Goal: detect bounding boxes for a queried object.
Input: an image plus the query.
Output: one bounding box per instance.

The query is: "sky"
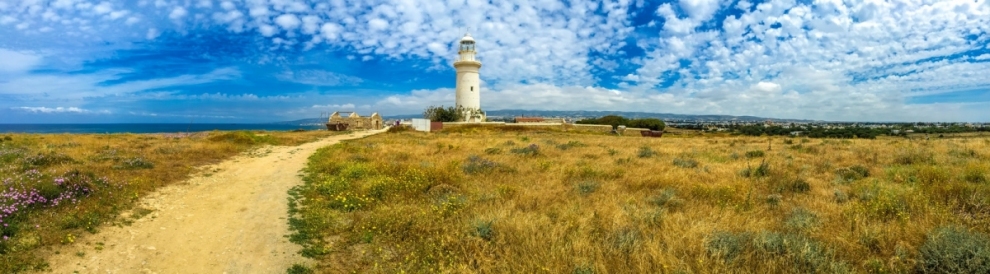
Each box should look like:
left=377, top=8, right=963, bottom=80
left=0, top=0, right=988, bottom=123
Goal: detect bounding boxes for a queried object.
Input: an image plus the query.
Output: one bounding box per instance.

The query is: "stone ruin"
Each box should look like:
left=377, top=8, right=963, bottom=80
left=326, top=111, right=383, bottom=131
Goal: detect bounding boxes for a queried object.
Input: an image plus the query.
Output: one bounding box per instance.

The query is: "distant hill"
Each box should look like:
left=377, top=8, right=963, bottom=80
left=274, top=109, right=818, bottom=124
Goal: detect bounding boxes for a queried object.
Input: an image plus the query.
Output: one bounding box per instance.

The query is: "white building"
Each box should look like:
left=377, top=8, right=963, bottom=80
left=453, top=33, right=484, bottom=122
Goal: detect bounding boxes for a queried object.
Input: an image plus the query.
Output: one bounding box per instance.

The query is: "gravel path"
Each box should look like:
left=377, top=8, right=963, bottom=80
left=45, top=130, right=385, bottom=273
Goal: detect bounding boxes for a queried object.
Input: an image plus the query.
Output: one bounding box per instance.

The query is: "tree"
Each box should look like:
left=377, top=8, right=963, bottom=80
left=423, top=105, right=484, bottom=122
left=629, top=118, right=666, bottom=131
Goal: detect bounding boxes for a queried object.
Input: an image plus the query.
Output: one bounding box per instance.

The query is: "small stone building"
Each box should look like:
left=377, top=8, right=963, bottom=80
left=328, top=111, right=383, bottom=130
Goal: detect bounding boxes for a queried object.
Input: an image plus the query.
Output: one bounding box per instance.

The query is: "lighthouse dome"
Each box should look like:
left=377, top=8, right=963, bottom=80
left=460, top=33, right=475, bottom=42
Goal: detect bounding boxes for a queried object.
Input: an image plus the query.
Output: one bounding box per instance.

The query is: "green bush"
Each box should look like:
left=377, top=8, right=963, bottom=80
left=917, top=227, right=990, bottom=273
left=672, top=158, right=699, bottom=168
left=649, top=189, right=683, bottom=210
left=741, top=161, right=771, bottom=178
left=423, top=105, right=480, bottom=122
left=471, top=219, right=495, bottom=241
left=745, top=150, right=765, bottom=158
left=510, top=144, right=540, bottom=156
left=835, top=165, right=869, bottom=182
left=637, top=146, right=657, bottom=158
left=628, top=118, right=666, bottom=131
left=114, top=157, right=154, bottom=170
left=576, top=180, right=599, bottom=195
left=784, top=208, right=819, bottom=231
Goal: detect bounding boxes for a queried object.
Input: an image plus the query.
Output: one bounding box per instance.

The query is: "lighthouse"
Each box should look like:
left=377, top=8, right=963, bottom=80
left=454, top=33, right=484, bottom=122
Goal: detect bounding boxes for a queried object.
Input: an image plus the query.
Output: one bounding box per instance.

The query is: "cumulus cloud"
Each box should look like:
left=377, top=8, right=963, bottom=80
left=169, top=7, right=188, bottom=20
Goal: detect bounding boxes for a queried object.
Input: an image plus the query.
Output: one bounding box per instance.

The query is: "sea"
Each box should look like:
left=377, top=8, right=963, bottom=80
left=0, top=123, right=324, bottom=134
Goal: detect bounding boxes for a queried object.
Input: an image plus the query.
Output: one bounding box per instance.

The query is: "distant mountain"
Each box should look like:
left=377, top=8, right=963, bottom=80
left=274, top=109, right=819, bottom=124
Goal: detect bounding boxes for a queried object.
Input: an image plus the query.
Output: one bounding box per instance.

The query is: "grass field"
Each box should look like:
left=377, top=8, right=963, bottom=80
left=0, top=130, right=337, bottom=272
left=290, top=125, right=990, bottom=273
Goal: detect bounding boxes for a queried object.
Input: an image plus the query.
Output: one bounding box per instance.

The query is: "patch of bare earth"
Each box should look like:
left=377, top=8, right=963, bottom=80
left=42, top=130, right=385, bottom=273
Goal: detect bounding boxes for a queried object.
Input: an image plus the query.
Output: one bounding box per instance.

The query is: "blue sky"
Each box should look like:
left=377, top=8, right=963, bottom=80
left=1, top=0, right=988, bottom=123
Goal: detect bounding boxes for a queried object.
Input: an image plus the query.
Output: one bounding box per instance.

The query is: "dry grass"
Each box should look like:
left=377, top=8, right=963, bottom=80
left=290, top=126, right=990, bottom=273
left=0, top=130, right=337, bottom=272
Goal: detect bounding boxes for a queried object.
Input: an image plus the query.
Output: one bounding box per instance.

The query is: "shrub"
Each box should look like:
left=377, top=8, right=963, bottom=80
left=917, top=227, right=990, bottom=273
left=649, top=189, right=683, bottom=210
left=576, top=180, right=599, bottom=195
left=637, top=146, right=657, bottom=158
left=556, top=141, right=584, bottom=150
left=789, top=178, right=811, bottom=193
left=114, top=157, right=155, bottom=169
left=835, top=165, right=869, bottom=182
left=745, top=150, right=765, bottom=158
left=24, top=152, right=75, bottom=166
left=287, top=264, right=314, bottom=274
left=706, top=231, right=750, bottom=262
left=673, top=158, right=699, bottom=168
left=784, top=208, right=819, bottom=232
left=462, top=155, right=499, bottom=174
left=894, top=150, right=933, bottom=165
left=766, top=194, right=782, bottom=208
left=510, top=144, right=540, bottom=156
left=628, top=118, right=666, bottom=131
left=834, top=189, right=849, bottom=203
left=423, top=105, right=482, bottom=122
left=471, top=219, right=495, bottom=241
left=484, top=147, right=502, bottom=155
left=963, top=166, right=986, bottom=184
left=741, top=161, right=771, bottom=178
left=783, top=139, right=794, bottom=144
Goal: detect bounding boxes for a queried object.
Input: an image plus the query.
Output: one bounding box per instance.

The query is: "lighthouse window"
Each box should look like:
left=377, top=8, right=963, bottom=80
left=470, top=86, right=474, bottom=91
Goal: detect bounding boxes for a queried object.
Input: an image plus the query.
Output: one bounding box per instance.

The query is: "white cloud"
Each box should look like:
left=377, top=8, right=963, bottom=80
left=0, top=49, right=42, bottom=73
left=146, top=28, right=160, bottom=40
left=368, top=18, right=388, bottom=31
left=276, top=70, right=363, bottom=86
left=274, top=14, right=301, bottom=31
left=258, top=24, right=277, bottom=37
left=12, top=107, right=110, bottom=114
left=169, top=7, right=188, bottom=20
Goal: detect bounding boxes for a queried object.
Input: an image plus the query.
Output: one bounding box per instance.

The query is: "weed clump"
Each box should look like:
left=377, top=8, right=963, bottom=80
left=766, top=194, right=782, bottom=208
left=471, top=219, right=495, bottom=241
left=963, top=166, right=986, bottom=184
left=745, top=150, right=765, bottom=158
left=24, top=152, right=74, bottom=166
left=576, top=180, right=600, bottom=195
left=114, top=157, right=154, bottom=170
left=556, top=141, right=584, bottom=150
left=637, top=146, right=657, bottom=158
left=672, top=158, right=699, bottom=168
left=708, top=231, right=848, bottom=273
left=462, top=155, right=502, bottom=174
left=510, top=144, right=540, bottom=156
left=917, top=227, right=990, bottom=273
left=740, top=161, right=770, bottom=178
left=835, top=165, right=869, bottom=182
left=649, top=189, right=683, bottom=210
left=784, top=208, right=819, bottom=232
left=484, top=147, right=502, bottom=155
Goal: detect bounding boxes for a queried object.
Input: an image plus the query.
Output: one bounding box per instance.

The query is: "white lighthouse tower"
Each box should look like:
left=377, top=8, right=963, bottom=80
left=454, top=33, right=484, bottom=122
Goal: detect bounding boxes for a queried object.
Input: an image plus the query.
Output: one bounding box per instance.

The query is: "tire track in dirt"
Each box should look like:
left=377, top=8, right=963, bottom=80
left=44, top=129, right=386, bottom=273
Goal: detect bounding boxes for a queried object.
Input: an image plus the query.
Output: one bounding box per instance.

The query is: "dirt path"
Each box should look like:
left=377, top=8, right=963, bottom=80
left=45, top=129, right=386, bottom=273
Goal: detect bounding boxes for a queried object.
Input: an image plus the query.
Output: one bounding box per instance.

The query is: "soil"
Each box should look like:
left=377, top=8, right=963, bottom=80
left=43, top=130, right=385, bottom=273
